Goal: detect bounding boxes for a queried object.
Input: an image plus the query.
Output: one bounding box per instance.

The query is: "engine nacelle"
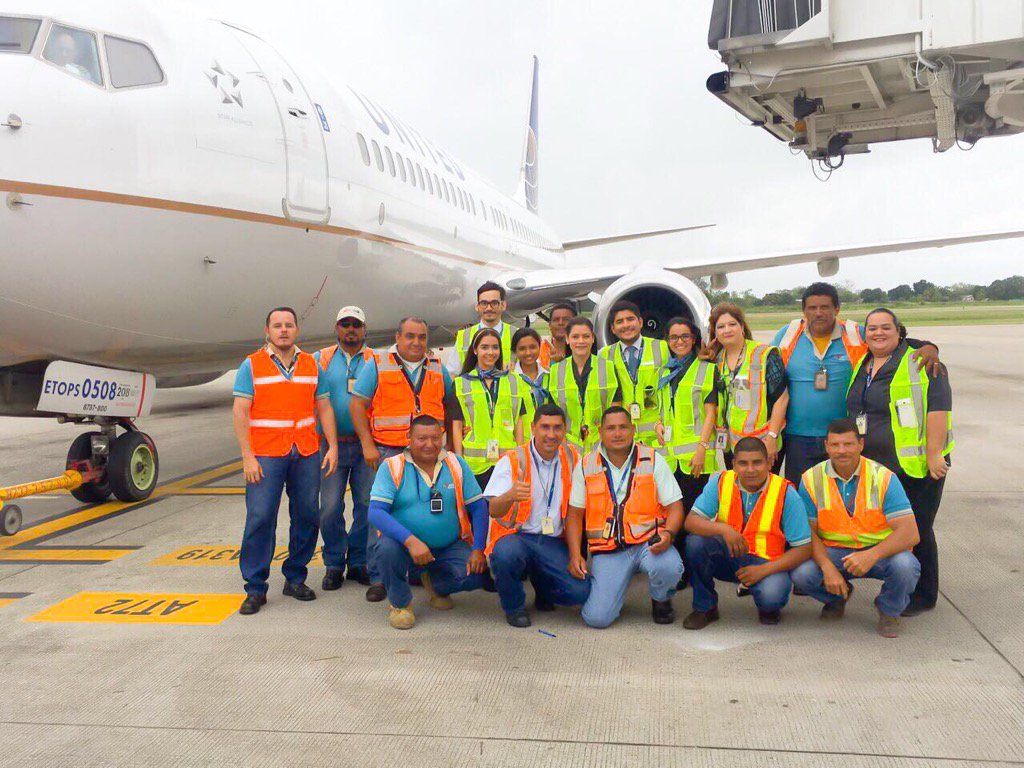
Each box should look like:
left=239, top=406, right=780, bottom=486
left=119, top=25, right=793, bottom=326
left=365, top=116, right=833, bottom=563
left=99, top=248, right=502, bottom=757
left=592, top=269, right=711, bottom=348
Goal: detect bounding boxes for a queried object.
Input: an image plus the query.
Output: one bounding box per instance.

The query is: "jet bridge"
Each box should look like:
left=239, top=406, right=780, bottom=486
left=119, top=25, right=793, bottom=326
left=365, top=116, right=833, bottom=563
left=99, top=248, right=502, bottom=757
left=707, top=1, right=1024, bottom=167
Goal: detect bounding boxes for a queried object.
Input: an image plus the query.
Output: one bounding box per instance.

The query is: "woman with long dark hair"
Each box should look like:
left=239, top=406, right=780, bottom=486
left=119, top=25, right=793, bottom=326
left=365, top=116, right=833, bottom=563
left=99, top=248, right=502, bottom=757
left=546, top=317, right=618, bottom=451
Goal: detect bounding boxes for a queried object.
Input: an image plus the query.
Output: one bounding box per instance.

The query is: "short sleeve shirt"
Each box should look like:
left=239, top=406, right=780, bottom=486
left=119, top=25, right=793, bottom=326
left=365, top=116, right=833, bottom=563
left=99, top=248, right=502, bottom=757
left=797, top=461, right=912, bottom=522
left=569, top=445, right=682, bottom=508
left=232, top=351, right=329, bottom=401
left=691, top=472, right=812, bottom=547
left=483, top=441, right=572, bottom=536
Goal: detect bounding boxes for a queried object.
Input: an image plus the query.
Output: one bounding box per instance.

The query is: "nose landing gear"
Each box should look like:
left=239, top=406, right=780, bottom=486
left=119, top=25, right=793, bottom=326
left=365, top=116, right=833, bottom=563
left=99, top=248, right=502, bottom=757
left=64, top=418, right=160, bottom=504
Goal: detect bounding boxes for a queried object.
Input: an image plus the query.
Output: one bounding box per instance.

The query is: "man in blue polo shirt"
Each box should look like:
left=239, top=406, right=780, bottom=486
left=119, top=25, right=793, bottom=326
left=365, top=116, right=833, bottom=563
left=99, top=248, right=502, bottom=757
left=772, top=283, right=940, bottom=485
left=367, top=415, right=489, bottom=629
left=313, top=306, right=378, bottom=592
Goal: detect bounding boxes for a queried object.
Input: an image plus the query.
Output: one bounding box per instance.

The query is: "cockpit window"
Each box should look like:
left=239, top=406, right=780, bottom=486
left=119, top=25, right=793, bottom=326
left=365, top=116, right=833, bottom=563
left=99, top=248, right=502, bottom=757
left=0, top=16, right=41, bottom=54
left=43, top=24, right=102, bottom=85
left=105, top=36, right=163, bottom=88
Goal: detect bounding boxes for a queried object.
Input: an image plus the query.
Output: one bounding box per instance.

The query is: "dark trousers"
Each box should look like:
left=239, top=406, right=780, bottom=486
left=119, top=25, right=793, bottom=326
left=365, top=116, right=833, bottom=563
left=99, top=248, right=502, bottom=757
left=781, top=434, right=827, bottom=486
left=474, top=467, right=495, bottom=490
left=899, top=472, right=946, bottom=607
left=673, top=470, right=711, bottom=575
left=489, top=533, right=591, bottom=614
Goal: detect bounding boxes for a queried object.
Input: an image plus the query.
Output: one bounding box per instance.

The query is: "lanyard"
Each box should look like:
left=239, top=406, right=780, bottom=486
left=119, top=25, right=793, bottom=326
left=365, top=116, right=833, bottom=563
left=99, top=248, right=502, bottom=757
left=602, top=448, right=635, bottom=506
left=719, top=348, right=744, bottom=419
left=530, top=444, right=559, bottom=516
left=413, top=462, right=444, bottom=500
left=573, top=358, right=591, bottom=410
left=346, top=347, right=366, bottom=384
left=397, top=357, right=427, bottom=413
left=861, top=354, right=888, bottom=414
left=480, top=374, right=500, bottom=421
left=622, top=340, right=643, bottom=384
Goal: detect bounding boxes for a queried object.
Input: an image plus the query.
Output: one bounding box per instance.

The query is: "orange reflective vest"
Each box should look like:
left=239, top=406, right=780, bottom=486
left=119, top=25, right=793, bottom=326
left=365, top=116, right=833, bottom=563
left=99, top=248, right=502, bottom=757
left=778, top=318, right=867, bottom=369
left=383, top=451, right=473, bottom=545
left=370, top=352, right=446, bottom=447
left=485, top=442, right=579, bottom=556
left=317, top=344, right=378, bottom=373
left=581, top=444, right=666, bottom=553
left=716, top=470, right=789, bottom=561
left=802, top=457, right=899, bottom=550
left=247, top=349, right=320, bottom=458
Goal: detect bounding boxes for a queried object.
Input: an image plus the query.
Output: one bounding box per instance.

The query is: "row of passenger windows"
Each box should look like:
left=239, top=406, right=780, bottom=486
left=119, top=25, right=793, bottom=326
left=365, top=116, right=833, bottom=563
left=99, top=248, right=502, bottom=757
left=1, top=16, right=164, bottom=89
left=356, top=132, right=548, bottom=247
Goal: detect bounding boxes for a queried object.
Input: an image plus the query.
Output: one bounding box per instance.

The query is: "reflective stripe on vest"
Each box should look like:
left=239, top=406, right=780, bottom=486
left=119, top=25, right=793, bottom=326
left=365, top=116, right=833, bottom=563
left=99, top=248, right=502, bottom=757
left=580, top=444, right=665, bottom=552
left=247, top=350, right=320, bottom=458
left=456, top=373, right=522, bottom=473
left=659, top=359, right=718, bottom=474
left=484, top=442, right=578, bottom=556
left=715, top=470, right=788, bottom=561
left=455, top=324, right=515, bottom=369
left=370, top=354, right=446, bottom=447
left=803, top=457, right=897, bottom=549
left=384, top=452, right=473, bottom=545
left=547, top=356, right=616, bottom=451
left=599, top=340, right=667, bottom=447
left=778, top=318, right=867, bottom=368
left=719, top=340, right=775, bottom=445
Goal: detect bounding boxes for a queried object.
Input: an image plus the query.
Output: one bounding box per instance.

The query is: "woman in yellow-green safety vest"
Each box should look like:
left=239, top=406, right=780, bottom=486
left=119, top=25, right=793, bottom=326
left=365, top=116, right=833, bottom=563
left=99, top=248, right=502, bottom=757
left=510, top=327, right=550, bottom=443
left=452, top=328, right=527, bottom=487
left=846, top=307, right=953, bottom=617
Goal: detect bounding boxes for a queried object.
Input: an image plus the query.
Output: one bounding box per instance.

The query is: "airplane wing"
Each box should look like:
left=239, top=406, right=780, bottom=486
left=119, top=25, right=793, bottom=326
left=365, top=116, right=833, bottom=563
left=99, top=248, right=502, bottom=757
left=501, top=226, right=1024, bottom=311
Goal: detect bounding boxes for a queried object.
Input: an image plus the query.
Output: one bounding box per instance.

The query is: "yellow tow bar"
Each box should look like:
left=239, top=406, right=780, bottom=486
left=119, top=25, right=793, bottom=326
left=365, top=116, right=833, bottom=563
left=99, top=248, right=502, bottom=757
left=0, top=470, right=84, bottom=536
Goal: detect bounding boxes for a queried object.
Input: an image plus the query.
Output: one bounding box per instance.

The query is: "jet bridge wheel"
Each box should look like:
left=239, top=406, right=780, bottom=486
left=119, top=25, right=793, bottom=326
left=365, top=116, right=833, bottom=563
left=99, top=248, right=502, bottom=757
left=107, top=430, right=159, bottom=503
left=66, top=432, right=112, bottom=503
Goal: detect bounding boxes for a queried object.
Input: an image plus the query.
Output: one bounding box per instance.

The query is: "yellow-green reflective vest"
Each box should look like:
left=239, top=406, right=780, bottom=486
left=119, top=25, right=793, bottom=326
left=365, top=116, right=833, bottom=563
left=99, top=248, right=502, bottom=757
left=454, top=324, right=516, bottom=371
left=850, top=348, right=954, bottom=479
left=598, top=338, right=669, bottom=449
left=455, top=372, right=523, bottom=474
left=658, top=359, right=718, bottom=474
left=547, top=356, right=617, bottom=452
left=717, top=340, right=778, bottom=450
left=515, top=370, right=549, bottom=442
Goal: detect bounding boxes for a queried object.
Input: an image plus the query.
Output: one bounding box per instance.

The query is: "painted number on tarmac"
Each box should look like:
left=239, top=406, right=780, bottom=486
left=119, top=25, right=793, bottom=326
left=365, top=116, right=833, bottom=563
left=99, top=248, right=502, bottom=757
left=26, top=592, right=244, bottom=625
left=149, top=546, right=324, bottom=566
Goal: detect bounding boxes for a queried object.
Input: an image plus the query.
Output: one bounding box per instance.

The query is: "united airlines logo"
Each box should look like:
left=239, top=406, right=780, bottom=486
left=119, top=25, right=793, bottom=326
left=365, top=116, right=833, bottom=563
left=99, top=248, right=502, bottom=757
left=205, top=60, right=243, bottom=108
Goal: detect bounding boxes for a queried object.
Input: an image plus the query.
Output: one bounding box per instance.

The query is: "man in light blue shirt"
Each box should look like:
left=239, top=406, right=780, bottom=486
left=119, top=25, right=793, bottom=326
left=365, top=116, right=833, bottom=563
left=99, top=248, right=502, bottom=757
left=313, top=306, right=377, bottom=591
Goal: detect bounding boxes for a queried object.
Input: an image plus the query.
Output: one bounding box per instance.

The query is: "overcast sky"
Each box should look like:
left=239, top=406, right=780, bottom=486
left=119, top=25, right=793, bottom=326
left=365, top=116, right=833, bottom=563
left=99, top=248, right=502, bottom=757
left=214, top=0, right=1023, bottom=293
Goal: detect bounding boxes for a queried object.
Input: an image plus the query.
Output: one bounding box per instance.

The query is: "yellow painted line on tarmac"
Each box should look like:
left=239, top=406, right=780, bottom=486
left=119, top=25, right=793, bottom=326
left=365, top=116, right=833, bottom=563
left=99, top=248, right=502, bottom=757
left=0, top=549, right=137, bottom=562
left=150, top=545, right=324, bottom=567
left=27, top=592, right=244, bottom=625
left=170, top=488, right=245, bottom=496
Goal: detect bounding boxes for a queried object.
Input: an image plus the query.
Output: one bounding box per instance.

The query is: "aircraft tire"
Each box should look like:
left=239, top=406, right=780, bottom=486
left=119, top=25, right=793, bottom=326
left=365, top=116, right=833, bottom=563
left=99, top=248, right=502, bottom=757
left=108, top=431, right=159, bottom=503
left=67, top=432, right=112, bottom=503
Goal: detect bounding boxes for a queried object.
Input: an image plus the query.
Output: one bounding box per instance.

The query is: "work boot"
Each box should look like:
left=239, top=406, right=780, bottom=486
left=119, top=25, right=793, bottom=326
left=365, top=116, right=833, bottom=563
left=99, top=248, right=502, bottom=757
left=675, top=571, right=690, bottom=591
left=283, top=582, right=316, bottom=601
left=421, top=572, right=454, bottom=610
left=758, top=610, right=782, bottom=625
left=347, top=565, right=371, bottom=586
left=534, top=596, right=556, bottom=612
left=388, top=604, right=415, bottom=630
left=877, top=612, right=901, bottom=638
left=321, top=568, right=345, bottom=591
left=682, top=607, right=720, bottom=630
left=821, top=582, right=854, bottom=619
left=239, top=594, right=266, bottom=616
left=365, top=583, right=387, bottom=603
left=505, top=609, right=531, bottom=628
left=901, top=597, right=936, bottom=617
left=652, top=598, right=676, bottom=625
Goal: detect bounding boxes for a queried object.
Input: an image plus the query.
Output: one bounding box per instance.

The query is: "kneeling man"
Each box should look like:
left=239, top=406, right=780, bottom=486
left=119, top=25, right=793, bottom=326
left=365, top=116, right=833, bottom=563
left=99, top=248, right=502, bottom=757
left=791, top=418, right=920, bottom=638
left=368, top=415, right=489, bottom=629
left=565, top=406, right=684, bottom=629
left=683, top=437, right=811, bottom=629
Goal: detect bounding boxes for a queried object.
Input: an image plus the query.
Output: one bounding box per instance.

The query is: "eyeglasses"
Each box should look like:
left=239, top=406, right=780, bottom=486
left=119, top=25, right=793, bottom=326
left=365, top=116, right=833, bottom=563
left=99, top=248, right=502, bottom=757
left=477, top=300, right=503, bottom=309
left=668, top=334, right=694, bottom=343
left=338, top=320, right=364, bottom=329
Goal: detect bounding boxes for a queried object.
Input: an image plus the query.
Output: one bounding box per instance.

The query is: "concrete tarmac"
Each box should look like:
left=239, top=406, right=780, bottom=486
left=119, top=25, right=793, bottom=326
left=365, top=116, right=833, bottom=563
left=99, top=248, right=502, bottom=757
left=0, top=325, right=1021, bottom=767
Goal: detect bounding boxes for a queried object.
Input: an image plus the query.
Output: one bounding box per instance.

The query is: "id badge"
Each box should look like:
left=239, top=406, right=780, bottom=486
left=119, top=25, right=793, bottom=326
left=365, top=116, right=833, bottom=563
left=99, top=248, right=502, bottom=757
left=629, top=402, right=641, bottom=420
left=347, top=379, right=355, bottom=393
left=814, top=368, right=829, bottom=391
left=429, top=494, right=444, bottom=514
left=895, top=398, right=918, bottom=429
left=602, top=519, right=613, bottom=539
left=855, top=413, right=867, bottom=435
left=663, top=425, right=673, bottom=444
left=486, top=439, right=500, bottom=461
left=715, top=427, right=729, bottom=451
left=541, top=517, right=555, bottom=535
left=732, top=379, right=751, bottom=411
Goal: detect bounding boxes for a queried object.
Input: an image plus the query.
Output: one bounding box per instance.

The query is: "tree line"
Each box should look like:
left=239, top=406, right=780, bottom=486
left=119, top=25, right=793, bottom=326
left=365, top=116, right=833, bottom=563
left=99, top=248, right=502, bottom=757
left=700, top=275, right=1024, bottom=308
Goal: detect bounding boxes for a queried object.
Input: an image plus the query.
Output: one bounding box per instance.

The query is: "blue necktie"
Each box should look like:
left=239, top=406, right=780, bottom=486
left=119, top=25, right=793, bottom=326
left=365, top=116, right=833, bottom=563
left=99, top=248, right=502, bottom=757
left=626, top=346, right=640, bottom=379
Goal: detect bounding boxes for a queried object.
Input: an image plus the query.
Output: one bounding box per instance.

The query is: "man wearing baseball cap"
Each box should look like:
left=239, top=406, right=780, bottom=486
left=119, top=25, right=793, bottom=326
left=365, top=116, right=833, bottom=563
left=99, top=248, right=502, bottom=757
left=314, top=307, right=379, bottom=591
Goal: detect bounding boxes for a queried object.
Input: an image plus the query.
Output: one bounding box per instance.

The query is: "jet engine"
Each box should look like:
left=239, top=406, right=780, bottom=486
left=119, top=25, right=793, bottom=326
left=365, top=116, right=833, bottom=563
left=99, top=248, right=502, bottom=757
left=592, top=269, right=711, bottom=347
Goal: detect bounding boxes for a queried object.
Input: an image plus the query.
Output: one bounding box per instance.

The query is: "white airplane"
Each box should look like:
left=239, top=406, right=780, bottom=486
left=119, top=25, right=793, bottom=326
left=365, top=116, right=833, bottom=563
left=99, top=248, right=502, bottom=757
left=1, top=0, right=1022, bottom=509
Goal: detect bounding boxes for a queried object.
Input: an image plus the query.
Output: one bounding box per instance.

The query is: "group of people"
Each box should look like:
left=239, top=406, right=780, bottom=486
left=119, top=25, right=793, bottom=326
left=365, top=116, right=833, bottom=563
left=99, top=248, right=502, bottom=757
left=231, top=281, right=953, bottom=638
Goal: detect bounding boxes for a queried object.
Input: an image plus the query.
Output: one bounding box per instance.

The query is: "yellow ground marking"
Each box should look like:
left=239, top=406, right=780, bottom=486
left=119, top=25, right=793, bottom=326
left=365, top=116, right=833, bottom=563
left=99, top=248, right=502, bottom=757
left=170, top=488, right=245, bottom=496
left=0, top=593, right=30, bottom=609
left=0, top=600, right=16, bottom=609
left=150, top=546, right=324, bottom=567
left=0, top=461, right=242, bottom=564
left=27, top=592, right=244, bottom=625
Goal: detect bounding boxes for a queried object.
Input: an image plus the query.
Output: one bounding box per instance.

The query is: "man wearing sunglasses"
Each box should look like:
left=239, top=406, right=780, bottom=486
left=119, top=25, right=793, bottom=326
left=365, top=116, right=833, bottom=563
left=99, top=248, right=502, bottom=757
left=445, top=281, right=520, bottom=375
left=314, top=307, right=379, bottom=592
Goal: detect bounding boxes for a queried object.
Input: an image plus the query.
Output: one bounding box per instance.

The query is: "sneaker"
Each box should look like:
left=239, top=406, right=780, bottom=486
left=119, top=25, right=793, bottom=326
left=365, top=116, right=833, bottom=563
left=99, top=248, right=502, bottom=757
left=321, top=568, right=345, bottom=591
left=821, top=582, right=854, bottom=619
left=505, top=609, right=531, bottom=628
left=365, top=583, right=387, bottom=603
left=878, top=612, right=901, bottom=638
left=651, top=598, right=676, bottom=625
left=758, top=610, right=782, bottom=625
left=682, top=607, right=720, bottom=630
left=421, top=572, right=454, bottom=610
left=388, top=604, right=415, bottom=630
left=282, top=582, right=316, bottom=601
left=239, top=594, right=266, bottom=616
left=347, top=566, right=371, bottom=586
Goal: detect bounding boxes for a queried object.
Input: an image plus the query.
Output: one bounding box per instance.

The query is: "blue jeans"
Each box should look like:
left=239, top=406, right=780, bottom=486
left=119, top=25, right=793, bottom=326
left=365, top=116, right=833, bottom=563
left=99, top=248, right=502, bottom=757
left=489, top=533, right=591, bottom=614
left=782, top=434, right=827, bottom=486
left=685, top=535, right=792, bottom=613
left=581, top=544, right=683, bottom=629
left=377, top=535, right=485, bottom=609
left=365, top=444, right=406, bottom=583
left=241, top=448, right=321, bottom=597
left=319, top=440, right=374, bottom=570
left=791, top=547, right=920, bottom=618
